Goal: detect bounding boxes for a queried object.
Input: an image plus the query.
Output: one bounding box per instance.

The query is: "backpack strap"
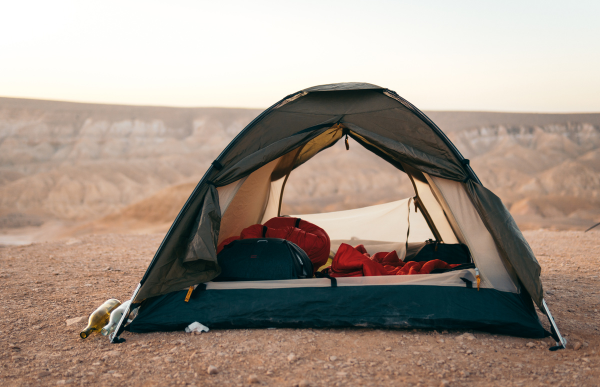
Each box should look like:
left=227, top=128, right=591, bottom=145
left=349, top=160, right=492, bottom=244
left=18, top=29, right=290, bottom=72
left=262, top=225, right=268, bottom=238
left=294, top=218, right=301, bottom=228
left=315, top=269, right=337, bottom=288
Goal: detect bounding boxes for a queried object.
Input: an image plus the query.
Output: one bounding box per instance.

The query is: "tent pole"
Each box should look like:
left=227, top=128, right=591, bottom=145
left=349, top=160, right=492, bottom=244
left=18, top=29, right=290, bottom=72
left=542, top=298, right=567, bottom=350
left=109, top=283, right=141, bottom=344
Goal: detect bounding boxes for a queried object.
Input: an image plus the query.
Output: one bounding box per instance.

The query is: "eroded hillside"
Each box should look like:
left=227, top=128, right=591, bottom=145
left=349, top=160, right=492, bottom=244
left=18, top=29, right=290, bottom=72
left=0, top=96, right=599, bottom=242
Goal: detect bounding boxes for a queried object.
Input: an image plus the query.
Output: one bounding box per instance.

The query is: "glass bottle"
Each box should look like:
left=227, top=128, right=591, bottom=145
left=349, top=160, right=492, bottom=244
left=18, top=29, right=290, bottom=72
left=101, top=300, right=131, bottom=336
left=80, top=299, right=121, bottom=339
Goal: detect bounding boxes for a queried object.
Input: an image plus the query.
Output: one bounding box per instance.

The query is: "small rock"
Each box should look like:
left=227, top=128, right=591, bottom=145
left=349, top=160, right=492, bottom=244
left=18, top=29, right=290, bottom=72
left=573, top=342, right=582, bottom=351
left=466, top=350, right=473, bottom=355
left=66, top=316, right=86, bottom=326
left=38, top=371, right=51, bottom=377
left=266, top=370, right=274, bottom=376
left=164, top=357, right=174, bottom=363
left=526, top=342, right=536, bottom=348
left=385, top=347, right=392, bottom=351
left=299, top=380, right=310, bottom=387
left=112, top=373, right=124, bottom=378
left=336, top=371, right=347, bottom=377
left=8, top=344, right=20, bottom=351
left=207, top=365, right=218, bottom=375
left=248, top=374, right=259, bottom=384
left=288, top=353, right=297, bottom=362
left=329, top=356, right=337, bottom=361
left=103, top=351, right=120, bottom=357
left=440, top=380, right=450, bottom=387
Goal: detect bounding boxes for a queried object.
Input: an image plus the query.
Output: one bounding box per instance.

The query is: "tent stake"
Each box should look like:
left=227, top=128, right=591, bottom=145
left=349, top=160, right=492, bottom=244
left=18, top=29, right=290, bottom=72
left=109, top=283, right=141, bottom=344
left=542, top=298, right=567, bottom=350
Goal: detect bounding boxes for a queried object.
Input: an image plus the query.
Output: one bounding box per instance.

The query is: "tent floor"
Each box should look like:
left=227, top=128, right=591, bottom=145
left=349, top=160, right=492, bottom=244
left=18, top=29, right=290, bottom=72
left=129, top=284, right=548, bottom=338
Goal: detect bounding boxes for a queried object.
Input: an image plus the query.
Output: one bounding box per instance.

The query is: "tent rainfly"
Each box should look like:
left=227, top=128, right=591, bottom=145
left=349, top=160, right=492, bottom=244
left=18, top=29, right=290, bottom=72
left=110, top=83, right=566, bottom=350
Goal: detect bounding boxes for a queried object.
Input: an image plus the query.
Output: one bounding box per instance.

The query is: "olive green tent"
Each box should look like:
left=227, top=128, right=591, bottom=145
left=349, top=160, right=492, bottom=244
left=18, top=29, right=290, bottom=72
left=111, top=83, right=565, bottom=349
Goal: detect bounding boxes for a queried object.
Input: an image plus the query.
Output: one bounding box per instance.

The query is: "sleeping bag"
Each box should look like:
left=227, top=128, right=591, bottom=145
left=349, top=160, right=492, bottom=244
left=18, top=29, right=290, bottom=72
left=328, top=243, right=460, bottom=277
left=217, top=217, right=330, bottom=274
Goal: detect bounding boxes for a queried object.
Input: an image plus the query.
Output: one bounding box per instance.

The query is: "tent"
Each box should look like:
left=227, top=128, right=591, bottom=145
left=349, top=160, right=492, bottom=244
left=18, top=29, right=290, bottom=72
left=111, top=83, right=566, bottom=348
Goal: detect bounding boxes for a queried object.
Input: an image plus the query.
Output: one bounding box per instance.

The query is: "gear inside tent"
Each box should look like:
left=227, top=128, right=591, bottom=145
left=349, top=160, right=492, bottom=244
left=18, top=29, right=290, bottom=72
left=110, top=83, right=566, bottom=350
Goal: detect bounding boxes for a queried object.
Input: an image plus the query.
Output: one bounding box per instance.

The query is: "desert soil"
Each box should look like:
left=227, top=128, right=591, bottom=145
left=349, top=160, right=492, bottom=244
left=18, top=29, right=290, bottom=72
left=0, top=230, right=599, bottom=387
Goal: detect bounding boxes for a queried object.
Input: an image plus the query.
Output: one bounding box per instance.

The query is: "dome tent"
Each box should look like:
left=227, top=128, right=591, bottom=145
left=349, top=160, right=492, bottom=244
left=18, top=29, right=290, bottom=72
left=110, top=83, right=565, bottom=349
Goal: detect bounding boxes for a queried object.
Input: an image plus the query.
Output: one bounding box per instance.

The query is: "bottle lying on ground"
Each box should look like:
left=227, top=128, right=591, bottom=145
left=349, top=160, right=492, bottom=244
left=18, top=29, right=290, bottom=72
left=101, top=300, right=131, bottom=336
left=80, top=299, right=121, bottom=339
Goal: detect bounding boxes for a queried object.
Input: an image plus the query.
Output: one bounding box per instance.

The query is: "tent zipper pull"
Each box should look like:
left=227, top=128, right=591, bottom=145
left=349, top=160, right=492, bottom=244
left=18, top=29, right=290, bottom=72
left=475, top=268, right=481, bottom=291
left=345, top=133, right=349, bottom=150
left=184, top=286, right=194, bottom=302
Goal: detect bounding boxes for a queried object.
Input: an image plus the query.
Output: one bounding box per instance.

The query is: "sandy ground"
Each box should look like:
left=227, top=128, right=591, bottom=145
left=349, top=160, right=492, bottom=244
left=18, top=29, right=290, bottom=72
left=0, top=230, right=599, bottom=387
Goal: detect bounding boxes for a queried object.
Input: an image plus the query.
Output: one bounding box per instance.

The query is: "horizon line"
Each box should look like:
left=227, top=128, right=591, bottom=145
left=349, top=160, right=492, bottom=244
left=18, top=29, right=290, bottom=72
left=1, top=95, right=600, bottom=115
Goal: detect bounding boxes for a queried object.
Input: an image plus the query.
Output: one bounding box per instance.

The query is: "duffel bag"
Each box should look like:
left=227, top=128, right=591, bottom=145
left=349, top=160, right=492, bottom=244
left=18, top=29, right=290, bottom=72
left=405, top=240, right=471, bottom=265
left=214, top=238, right=313, bottom=281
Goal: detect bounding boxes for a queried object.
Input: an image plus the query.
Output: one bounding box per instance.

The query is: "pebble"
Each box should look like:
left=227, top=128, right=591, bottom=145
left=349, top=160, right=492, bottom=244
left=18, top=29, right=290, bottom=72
left=385, top=347, right=392, bottom=351
left=248, top=374, right=259, bottom=384
left=103, top=351, right=121, bottom=357
left=164, top=357, right=174, bottom=363
left=38, top=371, right=51, bottom=377
left=299, top=380, right=310, bottom=387
left=573, top=342, right=582, bottom=351
left=526, top=342, right=536, bottom=348
left=458, top=333, right=476, bottom=341
left=440, top=380, right=450, bottom=387
left=65, top=316, right=86, bottom=326
left=266, top=370, right=274, bottom=376
left=336, top=372, right=347, bottom=377
left=207, top=365, right=218, bottom=375
left=288, top=353, right=297, bottom=363
left=329, top=356, right=337, bottom=361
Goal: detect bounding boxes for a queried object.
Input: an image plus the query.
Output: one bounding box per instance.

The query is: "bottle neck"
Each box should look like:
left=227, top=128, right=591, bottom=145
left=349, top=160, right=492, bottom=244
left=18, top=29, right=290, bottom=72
left=80, top=327, right=94, bottom=339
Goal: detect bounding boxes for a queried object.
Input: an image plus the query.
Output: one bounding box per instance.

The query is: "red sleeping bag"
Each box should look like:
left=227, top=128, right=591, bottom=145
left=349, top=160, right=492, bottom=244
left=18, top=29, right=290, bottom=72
left=328, top=243, right=460, bottom=277
left=217, top=217, right=330, bottom=274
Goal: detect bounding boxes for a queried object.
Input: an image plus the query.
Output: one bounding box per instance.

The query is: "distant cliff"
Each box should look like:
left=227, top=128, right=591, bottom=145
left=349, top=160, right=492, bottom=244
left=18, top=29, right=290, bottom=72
left=0, top=96, right=598, bottom=235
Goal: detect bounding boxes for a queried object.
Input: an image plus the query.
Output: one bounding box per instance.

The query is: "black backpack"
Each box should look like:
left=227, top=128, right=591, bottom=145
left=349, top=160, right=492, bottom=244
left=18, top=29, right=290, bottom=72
left=406, top=240, right=472, bottom=265
left=214, top=238, right=313, bottom=282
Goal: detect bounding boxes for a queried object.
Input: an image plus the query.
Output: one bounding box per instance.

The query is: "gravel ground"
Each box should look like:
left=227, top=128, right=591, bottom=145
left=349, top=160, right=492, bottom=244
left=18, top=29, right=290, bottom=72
left=0, top=230, right=599, bottom=387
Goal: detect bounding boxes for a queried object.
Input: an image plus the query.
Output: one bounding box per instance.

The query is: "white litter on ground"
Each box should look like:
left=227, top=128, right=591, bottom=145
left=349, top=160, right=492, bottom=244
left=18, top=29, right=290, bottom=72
left=185, top=322, right=209, bottom=334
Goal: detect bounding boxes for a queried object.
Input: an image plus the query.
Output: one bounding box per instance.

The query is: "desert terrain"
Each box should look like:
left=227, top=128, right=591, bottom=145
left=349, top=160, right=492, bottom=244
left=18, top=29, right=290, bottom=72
left=0, top=230, right=599, bottom=386
left=1, top=97, right=600, bottom=386
left=1, top=97, right=600, bottom=245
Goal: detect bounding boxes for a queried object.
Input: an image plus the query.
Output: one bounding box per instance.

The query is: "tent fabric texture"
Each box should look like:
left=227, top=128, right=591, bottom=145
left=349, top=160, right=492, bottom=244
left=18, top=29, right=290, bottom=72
left=128, top=82, right=552, bottom=339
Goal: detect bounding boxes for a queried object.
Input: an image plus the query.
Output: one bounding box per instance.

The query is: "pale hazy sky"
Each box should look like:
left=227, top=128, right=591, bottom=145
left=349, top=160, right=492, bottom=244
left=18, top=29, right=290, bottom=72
left=1, top=0, right=599, bottom=112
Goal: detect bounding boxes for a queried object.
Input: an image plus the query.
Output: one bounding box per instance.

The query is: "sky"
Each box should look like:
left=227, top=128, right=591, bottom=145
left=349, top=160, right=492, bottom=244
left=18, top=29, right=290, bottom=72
left=1, top=0, right=599, bottom=112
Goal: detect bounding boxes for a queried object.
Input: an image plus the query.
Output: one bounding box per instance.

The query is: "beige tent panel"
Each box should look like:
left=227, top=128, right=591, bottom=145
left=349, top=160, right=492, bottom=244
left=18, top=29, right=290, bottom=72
left=218, top=158, right=279, bottom=244
left=427, top=175, right=518, bottom=293
left=410, top=176, right=459, bottom=244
